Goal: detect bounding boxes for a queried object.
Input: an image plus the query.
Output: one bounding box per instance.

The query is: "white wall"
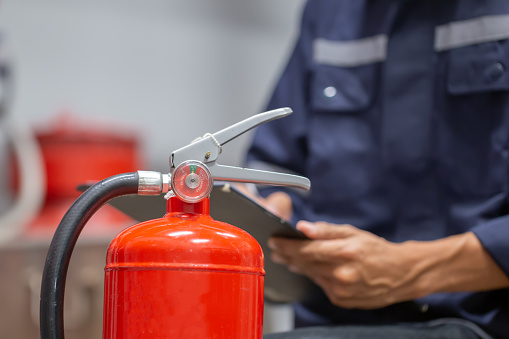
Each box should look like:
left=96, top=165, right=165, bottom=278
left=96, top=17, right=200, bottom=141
left=0, top=0, right=306, bottom=171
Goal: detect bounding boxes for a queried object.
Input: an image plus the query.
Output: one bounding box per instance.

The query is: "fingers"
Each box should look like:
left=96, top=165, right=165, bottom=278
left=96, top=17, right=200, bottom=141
left=270, top=258, right=392, bottom=309
left=294, top=264, right=398, bottom=310
left=268, top=223, right=361, bottom=262
left=297, top=221, right=358, bottom=240
left=318, top=283, right=396, bottom=310
left=269, top=237, right=346, bottom=263
left=268, top=221, right=410, bottom=310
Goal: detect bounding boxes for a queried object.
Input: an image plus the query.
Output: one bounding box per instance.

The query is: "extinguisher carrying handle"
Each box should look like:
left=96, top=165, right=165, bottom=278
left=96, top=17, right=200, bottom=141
left=40, top=172, right=139, bottom=339
left=170, top=108, right=311, bottom=191
left=207, top=163, right=310, bottom=190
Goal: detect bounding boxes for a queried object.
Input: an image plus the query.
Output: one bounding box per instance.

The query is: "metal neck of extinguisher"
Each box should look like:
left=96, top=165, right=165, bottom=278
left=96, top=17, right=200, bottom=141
left=40, top=108, right=310, bottom=339
left=166, top=196, right=210, bottom=216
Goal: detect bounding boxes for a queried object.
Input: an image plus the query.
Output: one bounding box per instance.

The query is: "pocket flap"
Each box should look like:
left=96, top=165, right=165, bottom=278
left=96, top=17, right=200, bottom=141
left=311, top=66, right=375, bottom=112
left=447, top=42, right=509, bottom=94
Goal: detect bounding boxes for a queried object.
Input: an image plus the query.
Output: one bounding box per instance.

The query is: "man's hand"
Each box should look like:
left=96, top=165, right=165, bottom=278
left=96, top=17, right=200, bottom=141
left=263, top=191, right=293, bottom=222
left=234, top=185, right=293, bottom=222
left=269, top=221, right=509, bottom=310
left=269, top=221, right=417, bottom=309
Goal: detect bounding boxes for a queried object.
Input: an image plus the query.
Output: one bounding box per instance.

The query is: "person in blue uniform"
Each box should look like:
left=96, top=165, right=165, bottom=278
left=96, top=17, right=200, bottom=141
left=248, top=1, right=509, bottom=338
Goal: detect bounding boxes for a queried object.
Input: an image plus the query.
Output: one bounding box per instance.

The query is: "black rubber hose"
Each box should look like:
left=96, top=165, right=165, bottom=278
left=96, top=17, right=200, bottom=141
left=40, top=172, right=139, bottom=339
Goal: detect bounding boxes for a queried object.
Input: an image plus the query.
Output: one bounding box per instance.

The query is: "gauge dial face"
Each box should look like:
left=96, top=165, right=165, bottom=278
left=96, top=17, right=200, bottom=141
left=171, top=161, right=213, bottom=203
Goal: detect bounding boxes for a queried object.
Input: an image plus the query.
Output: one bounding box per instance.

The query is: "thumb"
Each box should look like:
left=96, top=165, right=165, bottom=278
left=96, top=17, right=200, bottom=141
left=264, top=191, right=293, bottom=222
left=297, top=221, right=358, bottom=240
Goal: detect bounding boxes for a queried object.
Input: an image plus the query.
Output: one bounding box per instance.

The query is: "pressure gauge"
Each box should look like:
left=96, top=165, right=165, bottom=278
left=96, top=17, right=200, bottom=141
left=171, top=160, right=213, bottom=203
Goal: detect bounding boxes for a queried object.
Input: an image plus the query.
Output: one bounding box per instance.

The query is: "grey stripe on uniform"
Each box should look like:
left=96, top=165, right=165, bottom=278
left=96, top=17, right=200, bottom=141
left=313, top=35, right=388, bottom=67
left=435, top=14, right=509, bottom=51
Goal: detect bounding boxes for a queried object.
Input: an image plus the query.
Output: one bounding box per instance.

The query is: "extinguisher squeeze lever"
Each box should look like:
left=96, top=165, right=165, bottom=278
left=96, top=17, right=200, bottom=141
left=137, top=108, right=310, bottom=202
left=169, top=107, right=310, bottom=191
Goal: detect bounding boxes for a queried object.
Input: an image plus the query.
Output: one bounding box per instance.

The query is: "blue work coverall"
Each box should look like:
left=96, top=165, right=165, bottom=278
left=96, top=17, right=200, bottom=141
left=247, top=1, right=509, bottom=338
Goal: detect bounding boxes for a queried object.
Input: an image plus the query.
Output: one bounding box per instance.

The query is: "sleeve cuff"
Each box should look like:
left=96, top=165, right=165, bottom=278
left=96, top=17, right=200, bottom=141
left=471, top=215, right=509, bottom=276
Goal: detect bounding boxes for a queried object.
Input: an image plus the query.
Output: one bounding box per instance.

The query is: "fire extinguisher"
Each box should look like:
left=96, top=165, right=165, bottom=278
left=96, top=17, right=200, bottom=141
left=40, top=107, right=310, bottom=339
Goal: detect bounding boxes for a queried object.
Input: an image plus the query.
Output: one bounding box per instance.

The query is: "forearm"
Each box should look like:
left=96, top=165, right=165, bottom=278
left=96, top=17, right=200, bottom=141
left=271, top=222, right=509, bottom=309
left=402, top=232, right=509, bottom=298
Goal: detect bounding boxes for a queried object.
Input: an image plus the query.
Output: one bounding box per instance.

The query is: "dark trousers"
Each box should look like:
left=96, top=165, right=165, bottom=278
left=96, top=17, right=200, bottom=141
left=264, top=320, right=490, bottom=339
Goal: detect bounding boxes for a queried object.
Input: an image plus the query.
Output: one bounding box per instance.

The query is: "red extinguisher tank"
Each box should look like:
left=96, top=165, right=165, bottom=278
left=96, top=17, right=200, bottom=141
left=39, top=108, right=310, bottom=339
left=103, top=196, right=265, bottom=338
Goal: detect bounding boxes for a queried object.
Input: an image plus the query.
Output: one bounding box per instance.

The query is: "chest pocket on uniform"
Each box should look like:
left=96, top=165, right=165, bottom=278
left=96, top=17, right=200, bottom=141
left=310, top=35, right=385, bottom=112
left=447, top=42, right=509, bottom=94
left=438, top=39, right=509, bottom=197
left=310, top=65, right=375, bottom=112
left=307, top=63, right=379, bottom=205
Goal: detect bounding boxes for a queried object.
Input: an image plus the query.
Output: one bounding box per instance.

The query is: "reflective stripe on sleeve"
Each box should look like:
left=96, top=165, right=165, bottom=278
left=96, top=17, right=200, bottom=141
left=313, top=35, right=388, bottom=67
left=435, top=14, right=509, bottom=51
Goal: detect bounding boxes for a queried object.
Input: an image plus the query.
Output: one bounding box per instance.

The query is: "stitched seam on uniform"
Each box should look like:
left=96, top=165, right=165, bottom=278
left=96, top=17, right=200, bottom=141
left=435, top=14, right=509, bottom=51
left=313, top=35, right=388, bottom=67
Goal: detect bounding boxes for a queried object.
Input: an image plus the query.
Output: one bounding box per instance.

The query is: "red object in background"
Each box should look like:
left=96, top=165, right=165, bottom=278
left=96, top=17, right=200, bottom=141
left=37, top=114, right=142, bottom=201
left=21, top=114, right=144, bottom=237
left=103, top=197, right=265, bottom=339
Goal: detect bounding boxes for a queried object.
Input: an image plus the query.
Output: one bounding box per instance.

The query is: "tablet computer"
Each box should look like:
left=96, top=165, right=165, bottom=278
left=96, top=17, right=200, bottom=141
left=209, top=184, right=316, bottom=303
left=79, top=183, right=316, bottom=303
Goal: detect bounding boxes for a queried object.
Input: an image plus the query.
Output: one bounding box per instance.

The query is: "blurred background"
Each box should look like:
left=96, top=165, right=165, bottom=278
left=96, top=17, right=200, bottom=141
left=0, top=0, right=306, bottom=337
